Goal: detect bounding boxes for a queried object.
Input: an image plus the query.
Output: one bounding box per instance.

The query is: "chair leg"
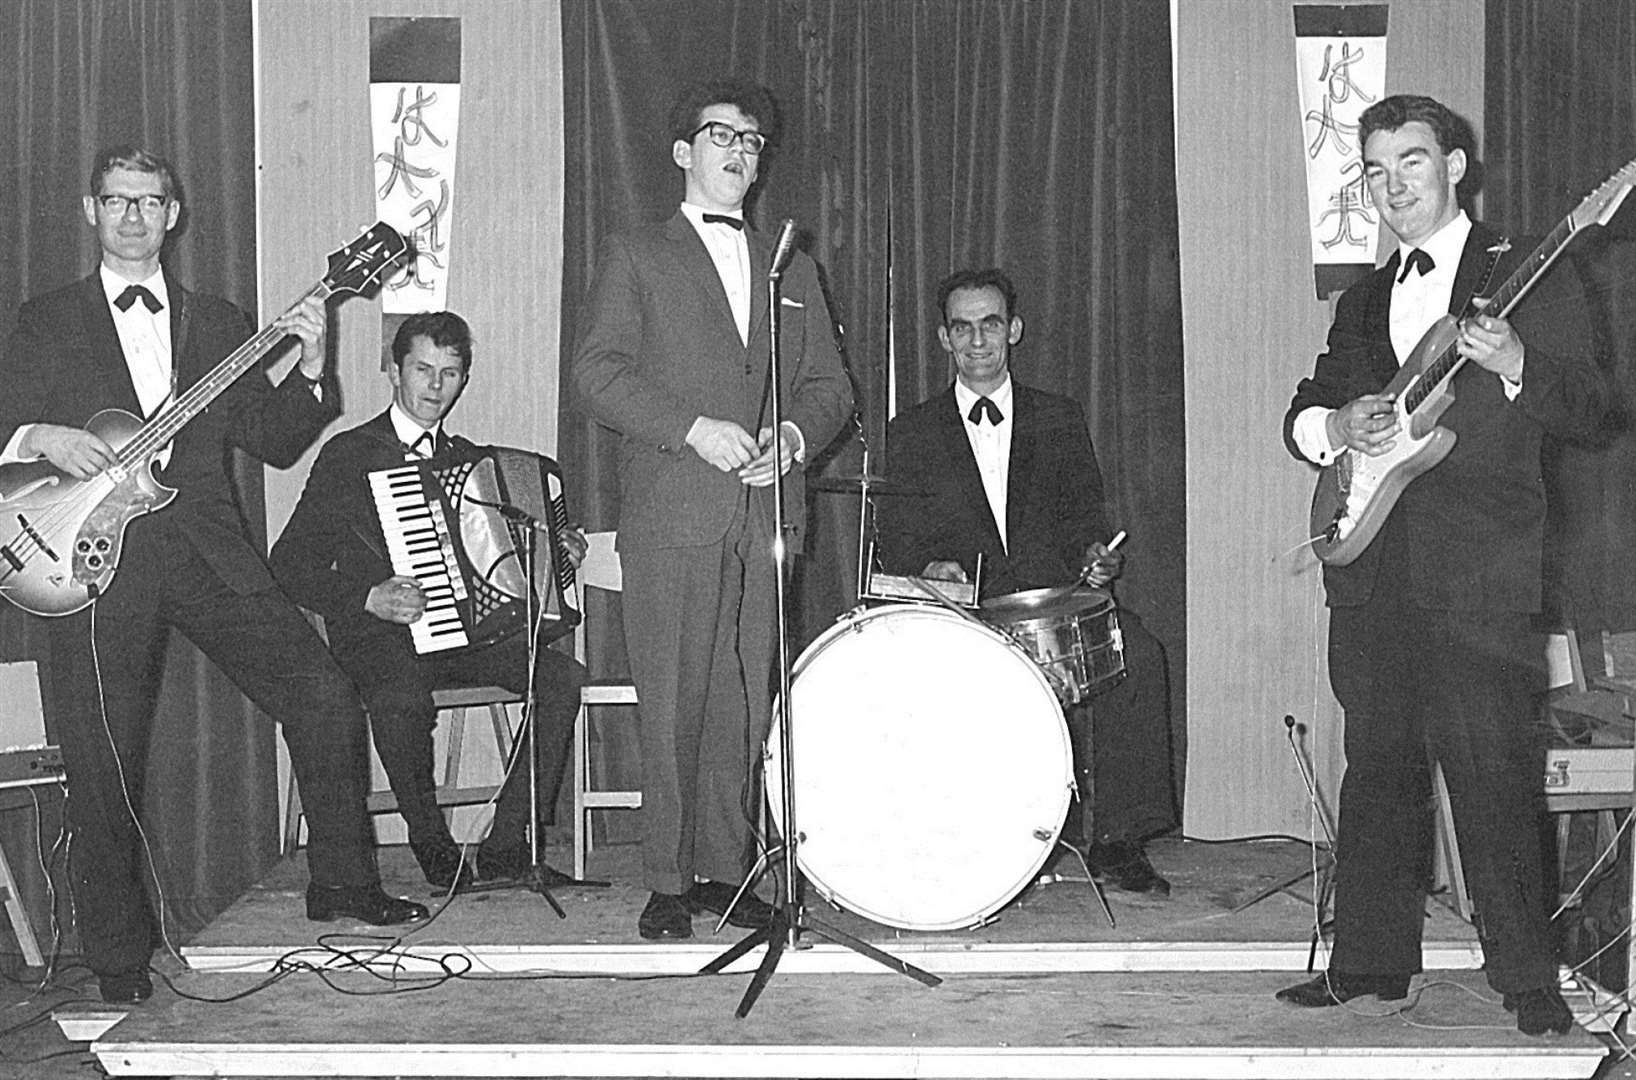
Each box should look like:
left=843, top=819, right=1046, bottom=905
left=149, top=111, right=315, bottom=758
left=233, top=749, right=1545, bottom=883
left=283, top=760, right=303, bottom=855
left=573, top=706, right=589, bottom=881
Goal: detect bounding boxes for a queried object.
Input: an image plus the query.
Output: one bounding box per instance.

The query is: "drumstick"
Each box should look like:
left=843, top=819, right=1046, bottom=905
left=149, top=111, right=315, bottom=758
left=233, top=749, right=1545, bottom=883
left=1107, top=529, right=1127, bottom=552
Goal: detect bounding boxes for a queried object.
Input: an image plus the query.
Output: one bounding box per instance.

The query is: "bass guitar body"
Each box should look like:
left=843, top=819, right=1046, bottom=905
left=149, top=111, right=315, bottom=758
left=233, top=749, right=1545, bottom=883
left=1308, top=315, right=1460, bottom=566
left=0, top=409, right=175, bottom=616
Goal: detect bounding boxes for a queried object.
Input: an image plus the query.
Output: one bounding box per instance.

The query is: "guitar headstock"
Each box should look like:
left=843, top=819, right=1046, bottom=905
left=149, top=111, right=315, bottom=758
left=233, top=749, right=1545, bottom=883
left=321, top=222, right=409, bottom=298
left=1572, top=157, right=1636, bottom=230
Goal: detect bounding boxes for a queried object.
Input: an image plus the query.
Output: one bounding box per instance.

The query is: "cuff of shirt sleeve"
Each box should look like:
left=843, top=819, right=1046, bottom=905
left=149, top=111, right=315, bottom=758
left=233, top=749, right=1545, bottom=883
left=1292, top=406, right=1342, bottom=466
left=781, top=420, right=806, bottom=463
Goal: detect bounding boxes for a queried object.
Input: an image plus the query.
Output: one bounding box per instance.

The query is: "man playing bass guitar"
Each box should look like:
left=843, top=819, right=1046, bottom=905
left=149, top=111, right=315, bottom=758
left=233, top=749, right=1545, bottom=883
left=0, top=146, right=426, bottom=1005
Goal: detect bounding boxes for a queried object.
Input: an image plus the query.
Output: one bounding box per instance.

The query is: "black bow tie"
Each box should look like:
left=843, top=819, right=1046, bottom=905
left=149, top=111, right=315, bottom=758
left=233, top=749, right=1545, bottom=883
left=114, top=284, right=163, bottom=314
left=702, top=213, right=744, bottom=231
left=967, top=396, right=1003, bottom=425
left=1396, top=248, right=1435, bottom=284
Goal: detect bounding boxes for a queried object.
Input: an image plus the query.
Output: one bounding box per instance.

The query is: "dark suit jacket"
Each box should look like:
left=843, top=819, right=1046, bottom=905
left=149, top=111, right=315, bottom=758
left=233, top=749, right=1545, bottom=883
left=269, top=410, right=481, bottom=666
left=1282, top=221, right=1609, bottom=611
left=0, top=270, right=338, bottom=593
left=570, top=211, right=854, bottom=551
left=877, top=382, right=1113, bottom=600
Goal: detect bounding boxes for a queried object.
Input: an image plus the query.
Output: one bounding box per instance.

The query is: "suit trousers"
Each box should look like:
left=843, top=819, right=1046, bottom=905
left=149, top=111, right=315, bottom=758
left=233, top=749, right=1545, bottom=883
left=1061, top=609, right=1179, bottom=846
left=1326, top=591, right=1557, bottom=993
left=620, top=495, right=776, bottom=895
left=46, top=534, right=376, bottom=977
left=346, top=631, right=587, bottom=848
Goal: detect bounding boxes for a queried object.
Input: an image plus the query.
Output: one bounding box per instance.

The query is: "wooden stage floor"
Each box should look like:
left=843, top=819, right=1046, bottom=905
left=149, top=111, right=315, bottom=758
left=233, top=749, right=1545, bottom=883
left=13, top=836, right=1627, bottom=1078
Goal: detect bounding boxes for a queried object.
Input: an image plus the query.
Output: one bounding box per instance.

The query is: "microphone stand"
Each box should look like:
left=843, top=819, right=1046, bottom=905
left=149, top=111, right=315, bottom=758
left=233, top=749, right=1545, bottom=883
left=1231, top=715, right=1336, bottom=968
left=703, top=220, right=940, bottom=1017
left=465, top=506, right=609, bottom=910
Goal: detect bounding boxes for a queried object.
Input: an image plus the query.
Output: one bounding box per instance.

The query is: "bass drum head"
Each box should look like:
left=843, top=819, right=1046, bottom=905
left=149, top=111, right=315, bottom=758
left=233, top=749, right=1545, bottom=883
left=767, top=604, right=1071, bottom=931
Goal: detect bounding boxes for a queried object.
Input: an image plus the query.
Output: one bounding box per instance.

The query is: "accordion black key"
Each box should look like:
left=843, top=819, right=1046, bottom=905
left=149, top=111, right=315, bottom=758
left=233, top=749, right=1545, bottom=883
left=368, top=447, right=581, bottom=654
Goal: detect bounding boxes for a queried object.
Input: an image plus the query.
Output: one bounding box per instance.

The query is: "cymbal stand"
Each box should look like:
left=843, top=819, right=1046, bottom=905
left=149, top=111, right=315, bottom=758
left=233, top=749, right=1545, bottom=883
left=704, top=221, right=941, bottom=1017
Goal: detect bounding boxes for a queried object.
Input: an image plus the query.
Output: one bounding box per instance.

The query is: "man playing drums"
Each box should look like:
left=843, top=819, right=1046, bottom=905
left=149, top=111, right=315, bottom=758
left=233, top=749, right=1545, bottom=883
left=875, top=268, right=1177, bottom=895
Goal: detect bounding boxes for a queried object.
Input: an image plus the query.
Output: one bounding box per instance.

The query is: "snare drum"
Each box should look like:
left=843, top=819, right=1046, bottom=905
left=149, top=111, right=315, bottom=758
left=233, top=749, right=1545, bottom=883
left=980, top=587, right=1125, bottom=705
left=766, top=604, right=1072, bottom=931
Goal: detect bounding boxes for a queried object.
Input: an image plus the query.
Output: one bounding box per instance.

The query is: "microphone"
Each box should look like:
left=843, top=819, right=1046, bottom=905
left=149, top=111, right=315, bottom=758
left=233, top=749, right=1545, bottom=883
left=496, top=503, right=553, bottom=534
left=768, top=218, right=797, bottom=279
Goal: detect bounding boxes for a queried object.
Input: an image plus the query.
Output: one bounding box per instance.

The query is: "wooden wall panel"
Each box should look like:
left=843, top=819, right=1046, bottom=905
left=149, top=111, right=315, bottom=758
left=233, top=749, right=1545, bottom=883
left=257, top=0, right=564, bottom=543
left=1175, top=0, right=1483, bottom=838
left=257, top=0, right=563, bottom=842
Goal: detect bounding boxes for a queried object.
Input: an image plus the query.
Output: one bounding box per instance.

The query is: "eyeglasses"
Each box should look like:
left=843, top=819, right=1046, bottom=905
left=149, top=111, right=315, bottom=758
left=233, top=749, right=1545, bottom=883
left=96, top=194, right=169, bottom=216
left=946, top=315, right=1010, bottom=343
left=690, top=121, right=767, bottom=156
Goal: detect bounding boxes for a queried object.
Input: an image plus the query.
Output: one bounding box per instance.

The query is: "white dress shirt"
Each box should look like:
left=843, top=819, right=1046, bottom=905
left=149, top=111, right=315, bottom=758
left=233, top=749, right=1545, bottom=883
left=680, top=202, right=751, bottom=346
left=102, top=265, right=174, bottom=418
left=953, top=375, right=1014, bottom=552
left=389, top=404, right=442, bottom=459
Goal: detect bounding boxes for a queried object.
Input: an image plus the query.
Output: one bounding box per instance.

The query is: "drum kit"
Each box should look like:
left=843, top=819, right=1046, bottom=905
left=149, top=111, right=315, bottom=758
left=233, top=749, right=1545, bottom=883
left=784, top=462, right=1129, bottom=932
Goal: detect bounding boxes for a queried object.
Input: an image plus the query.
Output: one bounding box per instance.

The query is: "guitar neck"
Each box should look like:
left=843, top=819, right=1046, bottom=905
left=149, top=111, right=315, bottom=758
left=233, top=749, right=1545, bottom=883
left=116, top=280, right=337, bottom=467
left=1403, top=215, right=1580, bottom=416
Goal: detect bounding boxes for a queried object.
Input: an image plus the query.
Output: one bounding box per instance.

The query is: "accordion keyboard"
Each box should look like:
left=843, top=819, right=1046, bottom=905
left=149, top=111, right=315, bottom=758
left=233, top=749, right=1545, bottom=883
left=369, top=464, right=471, bottom=653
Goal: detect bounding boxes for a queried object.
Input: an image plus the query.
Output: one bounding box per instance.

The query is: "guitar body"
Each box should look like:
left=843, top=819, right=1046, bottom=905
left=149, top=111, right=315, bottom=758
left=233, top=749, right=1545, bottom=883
left=0, top=222, right=406, bottom=618
left=0, top=409, right=177, bottom=616
left=1308, top=316, right=1461, bottom=566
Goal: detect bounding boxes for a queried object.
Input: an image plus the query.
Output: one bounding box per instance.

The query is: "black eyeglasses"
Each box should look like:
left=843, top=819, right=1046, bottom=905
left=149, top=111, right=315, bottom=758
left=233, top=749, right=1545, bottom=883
left=96, top=194, right=169, bottom=216
left=690, top=121, right=767, bottom=155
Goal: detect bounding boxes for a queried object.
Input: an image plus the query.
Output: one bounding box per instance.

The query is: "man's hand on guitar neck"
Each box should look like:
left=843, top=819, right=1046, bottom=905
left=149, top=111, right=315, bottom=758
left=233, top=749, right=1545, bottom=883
left=21, top=424, right=119, bottom=480
left=273, top=296, right=329, bottom=382
left=1458, top=306, right=1525, bottom=384
left=1325, top=394, right=1400, bottom=457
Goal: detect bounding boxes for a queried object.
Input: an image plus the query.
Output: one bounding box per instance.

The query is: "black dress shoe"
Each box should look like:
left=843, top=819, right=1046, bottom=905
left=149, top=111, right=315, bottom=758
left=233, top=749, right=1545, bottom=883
left=1276, top=970, right=1410, bottom=1007
left=1504, top=985, right=1574, bottom=1036
left=305, top=883, right=431, bottom=925
left=98, top=967, right=153, bottom=1004
left=1085, top=839, right=1171, bottom=896
left=684, top=880, right=774, bottom=928
left=409, top=838, right=474, bottom=890
left=476, top=840, right=575, bottom=887
left=638, top=891, right=693, bottom=940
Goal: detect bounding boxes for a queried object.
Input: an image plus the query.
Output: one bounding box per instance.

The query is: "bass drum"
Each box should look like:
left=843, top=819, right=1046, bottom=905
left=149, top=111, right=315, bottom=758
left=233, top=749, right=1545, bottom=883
left=766, top=604, right=1072, bottom=931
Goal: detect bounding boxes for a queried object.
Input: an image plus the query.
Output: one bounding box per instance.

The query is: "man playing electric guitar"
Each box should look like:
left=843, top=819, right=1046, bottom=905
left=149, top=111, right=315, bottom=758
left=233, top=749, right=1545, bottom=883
left=0, top=146, right=427, bottom=1006
left=1278, top=96, right=1609, bottom=1035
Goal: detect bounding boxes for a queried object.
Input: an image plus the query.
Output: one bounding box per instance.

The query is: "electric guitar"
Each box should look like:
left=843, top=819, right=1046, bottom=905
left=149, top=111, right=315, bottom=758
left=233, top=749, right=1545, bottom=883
left=1309, top=157, right=1636, bottom=566
left=0, top=222, right=408, bottom=616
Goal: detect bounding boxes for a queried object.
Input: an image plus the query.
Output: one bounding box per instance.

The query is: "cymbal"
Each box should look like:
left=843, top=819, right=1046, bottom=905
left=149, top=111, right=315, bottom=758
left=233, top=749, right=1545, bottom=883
left=809, top=473, right=928, bottom=495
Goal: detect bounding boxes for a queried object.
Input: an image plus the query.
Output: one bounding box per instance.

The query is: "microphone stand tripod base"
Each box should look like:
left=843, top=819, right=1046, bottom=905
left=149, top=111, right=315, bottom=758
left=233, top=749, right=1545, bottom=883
left=701, top=848, right=942, bottom=1019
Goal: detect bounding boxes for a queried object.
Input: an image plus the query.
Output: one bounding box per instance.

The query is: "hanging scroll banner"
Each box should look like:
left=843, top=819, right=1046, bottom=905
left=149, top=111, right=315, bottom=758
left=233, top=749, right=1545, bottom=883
left=370, top=17, right=461, bottom=316
left=1293, top=5, right=1388, bottom=299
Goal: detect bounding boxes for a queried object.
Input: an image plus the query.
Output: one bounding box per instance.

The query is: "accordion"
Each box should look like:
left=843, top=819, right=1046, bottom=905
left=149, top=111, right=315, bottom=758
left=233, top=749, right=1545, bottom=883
left=368, top=447, right=581, bottom=655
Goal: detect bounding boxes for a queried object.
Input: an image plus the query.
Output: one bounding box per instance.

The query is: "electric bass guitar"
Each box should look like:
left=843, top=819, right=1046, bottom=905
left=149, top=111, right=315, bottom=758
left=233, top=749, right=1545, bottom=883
left=0, top=222, right=408, bottom=616
left=1309, top=157, right=1636, bottom=566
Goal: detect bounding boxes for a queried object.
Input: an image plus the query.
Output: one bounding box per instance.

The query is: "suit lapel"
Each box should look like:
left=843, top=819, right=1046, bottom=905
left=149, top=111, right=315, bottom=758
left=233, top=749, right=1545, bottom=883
left=1448, top=222, right=1502, bottom=318
left=163, top=268, right=192, bottom=395
left=665, top=211, right=744, bottom=350
left=746, top=226, right=770, bottom=346
left=934, top=387, right=1004, bottom=550
left=1005, top=387, right=1035, bottom=544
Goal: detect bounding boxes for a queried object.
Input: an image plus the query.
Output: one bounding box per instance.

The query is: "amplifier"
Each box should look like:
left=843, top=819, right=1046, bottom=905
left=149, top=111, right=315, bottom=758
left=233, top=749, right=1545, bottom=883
left=0, top=746, right=64, bottom=789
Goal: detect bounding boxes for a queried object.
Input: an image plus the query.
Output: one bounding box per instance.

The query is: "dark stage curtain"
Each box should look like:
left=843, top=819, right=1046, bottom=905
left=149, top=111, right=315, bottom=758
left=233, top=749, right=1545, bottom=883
left=0, top=0, right=273, bottom=958
left=558, top=0, right=1186, bottom=838
left=1486, top=1, right=1636, bottom=637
